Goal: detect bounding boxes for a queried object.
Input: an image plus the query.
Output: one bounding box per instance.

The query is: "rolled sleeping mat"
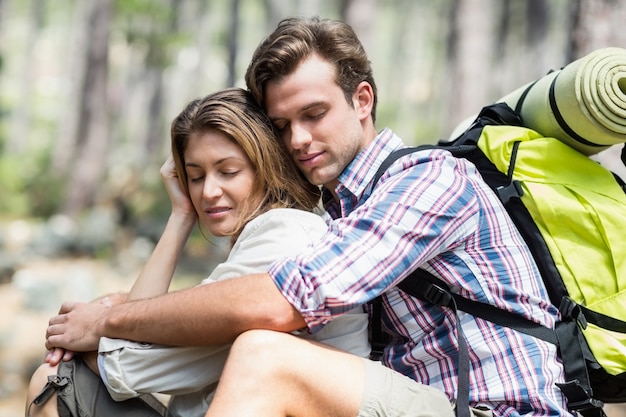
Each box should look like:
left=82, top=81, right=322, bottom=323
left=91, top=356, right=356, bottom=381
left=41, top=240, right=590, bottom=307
left=448, top=48, right=626, bottom=152
left=498, top=47, right=626, bottom=155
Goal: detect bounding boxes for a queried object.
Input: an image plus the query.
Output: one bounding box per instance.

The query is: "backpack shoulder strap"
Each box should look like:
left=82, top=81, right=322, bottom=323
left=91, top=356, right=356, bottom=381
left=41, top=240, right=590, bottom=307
left=397, top=269, right=558, bottom=343
left=368, top=102, right=606, bottom=417
left=373, top=102, right=523, bottom=188
left=372, top=146, right=424, bottom=186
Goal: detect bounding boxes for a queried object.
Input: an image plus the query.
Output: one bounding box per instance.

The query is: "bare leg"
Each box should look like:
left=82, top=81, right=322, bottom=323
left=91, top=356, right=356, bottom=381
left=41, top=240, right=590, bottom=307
left=206, top=329, right=365, bottom=417
left=25, top=363, right=60, bottom=417
left=25, top=352, right=98, bottom=417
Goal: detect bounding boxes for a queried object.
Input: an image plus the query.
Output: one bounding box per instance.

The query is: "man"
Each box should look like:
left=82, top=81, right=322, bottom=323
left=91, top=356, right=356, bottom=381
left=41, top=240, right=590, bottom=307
left=45, top=17, right=572, bottom=417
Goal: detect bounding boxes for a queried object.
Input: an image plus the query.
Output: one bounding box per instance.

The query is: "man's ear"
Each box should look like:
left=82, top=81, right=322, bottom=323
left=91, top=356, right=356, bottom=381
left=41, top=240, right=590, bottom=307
left=353, top=81, right=374, bottom=121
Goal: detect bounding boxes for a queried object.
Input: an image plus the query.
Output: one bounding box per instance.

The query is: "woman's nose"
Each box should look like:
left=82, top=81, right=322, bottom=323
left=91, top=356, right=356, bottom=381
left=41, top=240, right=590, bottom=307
left=203, top=176, right=222, bottom=200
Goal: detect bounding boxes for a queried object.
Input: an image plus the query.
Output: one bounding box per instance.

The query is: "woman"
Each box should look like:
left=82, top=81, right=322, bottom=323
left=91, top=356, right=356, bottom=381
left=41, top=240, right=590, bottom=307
left=26, top=88, right=370, bottom=417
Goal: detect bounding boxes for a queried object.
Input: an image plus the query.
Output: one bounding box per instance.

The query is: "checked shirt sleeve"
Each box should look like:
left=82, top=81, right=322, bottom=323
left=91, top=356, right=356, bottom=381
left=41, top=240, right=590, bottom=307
left=268, top=149, right=481, bottom=333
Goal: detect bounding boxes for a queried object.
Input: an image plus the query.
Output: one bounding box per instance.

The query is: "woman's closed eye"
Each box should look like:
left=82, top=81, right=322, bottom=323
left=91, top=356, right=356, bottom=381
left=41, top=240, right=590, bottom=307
left=220, top=169, right=241, bottom=178
left=189, top=174, right=204, bottom=183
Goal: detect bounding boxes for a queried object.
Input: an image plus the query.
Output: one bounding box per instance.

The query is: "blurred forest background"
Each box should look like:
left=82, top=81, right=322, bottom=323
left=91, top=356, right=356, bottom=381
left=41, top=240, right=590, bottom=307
left=1, top=0, right=626, bottom=416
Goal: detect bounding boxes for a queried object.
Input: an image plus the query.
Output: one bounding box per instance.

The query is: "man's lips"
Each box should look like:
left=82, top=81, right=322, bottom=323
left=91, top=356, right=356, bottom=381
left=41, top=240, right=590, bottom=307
left=298, top=151, right=323, bottom=167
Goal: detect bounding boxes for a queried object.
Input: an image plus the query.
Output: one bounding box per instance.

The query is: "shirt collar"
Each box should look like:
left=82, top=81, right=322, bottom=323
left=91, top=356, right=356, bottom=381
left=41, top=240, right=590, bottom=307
left=322, top=128, right=405, bottom=216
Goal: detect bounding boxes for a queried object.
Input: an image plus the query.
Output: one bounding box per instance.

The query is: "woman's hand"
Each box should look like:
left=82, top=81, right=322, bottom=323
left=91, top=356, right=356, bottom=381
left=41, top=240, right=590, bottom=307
left=160, top=155, right=197, bottom=225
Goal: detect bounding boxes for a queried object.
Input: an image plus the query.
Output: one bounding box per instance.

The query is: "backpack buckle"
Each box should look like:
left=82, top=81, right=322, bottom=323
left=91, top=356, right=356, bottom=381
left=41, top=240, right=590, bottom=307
left=556, top=379, right=604, bottom=414
left=417, top=281, right=452, bottom=307
left=559, top=297, right=588, bottom=329
left=496, top=180, right=524, bottom=204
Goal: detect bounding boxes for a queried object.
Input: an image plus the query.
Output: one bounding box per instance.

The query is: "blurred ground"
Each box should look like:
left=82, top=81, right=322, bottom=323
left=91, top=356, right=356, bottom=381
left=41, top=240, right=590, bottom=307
left=0, top=258, right=138, bottom=417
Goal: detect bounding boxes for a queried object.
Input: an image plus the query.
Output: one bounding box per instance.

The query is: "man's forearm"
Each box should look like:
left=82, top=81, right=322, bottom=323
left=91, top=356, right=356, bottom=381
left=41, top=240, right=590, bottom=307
left=102, top=273, right=305, bottom=346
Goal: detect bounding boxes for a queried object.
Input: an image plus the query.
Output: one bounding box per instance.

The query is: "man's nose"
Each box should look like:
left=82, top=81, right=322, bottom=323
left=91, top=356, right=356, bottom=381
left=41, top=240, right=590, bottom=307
left=289, top=123, right=312, bottom=150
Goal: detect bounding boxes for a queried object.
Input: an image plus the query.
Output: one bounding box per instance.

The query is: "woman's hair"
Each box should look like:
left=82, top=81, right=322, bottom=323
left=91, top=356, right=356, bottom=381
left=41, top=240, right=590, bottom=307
left=170, top=88, right=321, bottom=243
left=245, top=16, right=378, bottom=121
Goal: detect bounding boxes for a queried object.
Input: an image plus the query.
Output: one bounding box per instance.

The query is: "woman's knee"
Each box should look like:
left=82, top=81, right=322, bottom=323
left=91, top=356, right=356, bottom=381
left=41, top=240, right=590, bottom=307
left=26, top=363, right=59, bottom=417
left=28, top=363, right=58, bottom=397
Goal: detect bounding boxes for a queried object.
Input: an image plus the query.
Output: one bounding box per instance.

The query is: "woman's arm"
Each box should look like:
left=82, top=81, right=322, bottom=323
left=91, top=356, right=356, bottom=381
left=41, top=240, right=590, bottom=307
left=127, top=157, right=197, bottom=300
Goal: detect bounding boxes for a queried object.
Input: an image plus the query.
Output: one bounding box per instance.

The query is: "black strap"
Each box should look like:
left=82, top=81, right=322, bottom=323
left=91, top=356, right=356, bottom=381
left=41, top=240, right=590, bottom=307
left=369, top=296, right=387, bottom=361
left=399, top=269, right=608, bottom=417
left=397, top=270, right=553, bottom=417
left=580, top=305, right=626, bottom=333
left=513, top=77, right=540, bottom=115
left=452, top=298, right=471, bottom=417
left=372, top=146, right=426, bottom=186
left=399, top=269, right=559, bottom=344
left=495, top=141, right=524, bottom=204
left=548, top=73, right=605, bottom=149
left=391, top=273, right=469, bottom=417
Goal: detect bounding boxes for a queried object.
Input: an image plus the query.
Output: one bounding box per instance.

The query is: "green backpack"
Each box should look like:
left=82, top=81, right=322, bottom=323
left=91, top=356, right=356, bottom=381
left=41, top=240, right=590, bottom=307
left=478, top=123, right=626, bottom=376
left=370, top=103, right=626, bottom=417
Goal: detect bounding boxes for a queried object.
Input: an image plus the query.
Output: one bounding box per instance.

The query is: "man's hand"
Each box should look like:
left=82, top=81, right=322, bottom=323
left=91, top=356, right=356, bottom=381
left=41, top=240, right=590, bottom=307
left=45, top=301, right=108, bottom=354
left=44, top=294, right=124, bottom=365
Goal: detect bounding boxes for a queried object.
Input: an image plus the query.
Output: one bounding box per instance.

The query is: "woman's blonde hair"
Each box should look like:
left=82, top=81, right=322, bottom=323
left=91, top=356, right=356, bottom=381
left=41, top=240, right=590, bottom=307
left=170, top=88, right=321, bottom=243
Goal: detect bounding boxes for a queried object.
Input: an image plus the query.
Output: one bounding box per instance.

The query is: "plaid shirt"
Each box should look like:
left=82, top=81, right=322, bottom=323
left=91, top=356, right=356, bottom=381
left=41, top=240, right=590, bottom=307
left=269, top=128, right=572, bottom=417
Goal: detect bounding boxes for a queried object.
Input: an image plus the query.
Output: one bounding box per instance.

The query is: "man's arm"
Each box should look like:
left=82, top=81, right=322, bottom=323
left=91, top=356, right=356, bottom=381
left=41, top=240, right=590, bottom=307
left=45, top=273, right=305, bottom=353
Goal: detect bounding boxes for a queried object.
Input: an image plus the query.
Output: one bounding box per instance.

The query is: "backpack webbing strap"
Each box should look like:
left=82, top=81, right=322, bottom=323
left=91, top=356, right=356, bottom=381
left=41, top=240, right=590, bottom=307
left=580, top=305, right=626, bottom=333
left=513, top=76, right=540, bottom=115
left=555, top=316, right=605, bottom=416
left=397, top=269, right=607, bottom=417
left=390, top=274, right=472, bottom=417
left=371, top=103, right=525, bottom=190
left=368, top=295, right=387, bottom=360
left=547, top=72, right=607, bottom=151
left=495, top=141, right=524, bottom=204
left=397, top=269, right=558, bottom=343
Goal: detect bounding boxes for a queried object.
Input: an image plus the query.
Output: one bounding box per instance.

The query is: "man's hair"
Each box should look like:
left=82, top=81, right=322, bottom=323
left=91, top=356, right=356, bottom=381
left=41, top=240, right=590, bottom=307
left=170, top=88, right=321, bottom=243
left=245, top=16, right=378, bottom=122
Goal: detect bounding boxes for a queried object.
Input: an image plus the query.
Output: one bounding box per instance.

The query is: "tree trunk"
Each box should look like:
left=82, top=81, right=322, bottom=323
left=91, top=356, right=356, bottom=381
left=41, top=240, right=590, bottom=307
left=7, top=0, right=43, bottom=154
left=444, top=0, right=496, bottom=133
left=51, top=0, right=91, bottom=177
left=226, top=0, right=240, bottom=87
left=568, top=0, right=626, bottom=58
left=61, top=0, right=112, bottom=216
left=141, top=0, right=181, bottom=167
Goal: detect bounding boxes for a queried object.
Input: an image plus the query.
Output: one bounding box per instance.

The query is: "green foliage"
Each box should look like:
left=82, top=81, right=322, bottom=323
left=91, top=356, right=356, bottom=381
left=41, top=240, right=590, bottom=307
left=114, top=0, right=193, bottom=68
left=0, top=133, right=66, bottom=217
left=116, top=0, right=172, bottom=20
left=0, top=155, right=29, bottom=214
left=23, top=167, right=66, bottom=218
left=6, top=151, right=66, bottom=218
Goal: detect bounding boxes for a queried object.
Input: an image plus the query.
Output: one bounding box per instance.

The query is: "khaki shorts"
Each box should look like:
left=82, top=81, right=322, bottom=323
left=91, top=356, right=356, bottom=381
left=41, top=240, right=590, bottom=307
left=30, top=357, right=167, bottom=417
left=358, top=359, right=493, bottom=417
